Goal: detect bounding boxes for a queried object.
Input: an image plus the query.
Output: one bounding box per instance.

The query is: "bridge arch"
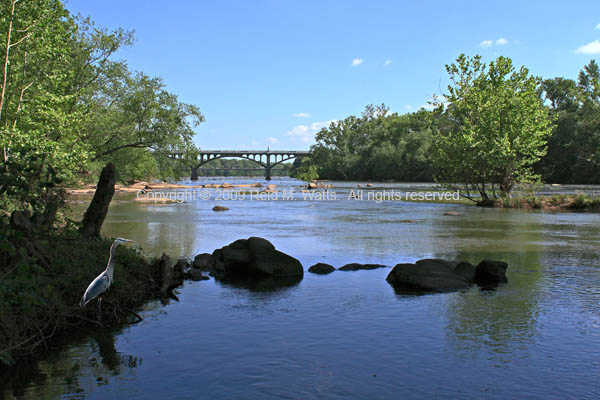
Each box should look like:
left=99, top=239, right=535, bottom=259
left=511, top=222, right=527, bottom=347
left=170, top=150, right=310, bottom=180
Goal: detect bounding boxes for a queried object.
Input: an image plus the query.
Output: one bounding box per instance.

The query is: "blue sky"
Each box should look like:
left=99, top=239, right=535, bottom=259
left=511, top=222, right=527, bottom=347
left=67, top=0, right=600, bottom=151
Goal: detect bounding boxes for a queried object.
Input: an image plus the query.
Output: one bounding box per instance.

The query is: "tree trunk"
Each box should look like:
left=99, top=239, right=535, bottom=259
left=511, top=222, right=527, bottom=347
left=79, top=163, right=116, bottom=237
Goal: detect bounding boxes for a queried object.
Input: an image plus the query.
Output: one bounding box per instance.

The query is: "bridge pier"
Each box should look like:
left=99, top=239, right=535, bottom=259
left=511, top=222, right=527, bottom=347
left=265, top=156, right=271, bottom=181
left=190, top=167, right=199, bottom=181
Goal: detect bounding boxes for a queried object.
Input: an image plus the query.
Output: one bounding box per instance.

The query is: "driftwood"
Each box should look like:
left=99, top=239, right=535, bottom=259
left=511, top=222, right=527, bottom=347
left=79, top=163, right=116, bottom=237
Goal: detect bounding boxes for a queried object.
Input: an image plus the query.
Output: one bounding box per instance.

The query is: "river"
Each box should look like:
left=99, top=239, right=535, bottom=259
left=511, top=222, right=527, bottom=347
left=2, top=179, right=600, bottom=399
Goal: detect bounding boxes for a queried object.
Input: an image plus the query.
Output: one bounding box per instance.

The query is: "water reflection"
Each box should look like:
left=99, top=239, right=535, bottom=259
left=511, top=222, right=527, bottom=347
left=216, top=275, right=303, bottom=293
left=0, top=326, right=142, bottom=400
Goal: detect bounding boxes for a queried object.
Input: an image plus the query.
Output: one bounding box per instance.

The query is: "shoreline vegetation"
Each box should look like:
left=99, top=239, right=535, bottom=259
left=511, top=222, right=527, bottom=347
left=0, top=224, right=167, bottom=367
left=66, top=179, right=600, bottom=212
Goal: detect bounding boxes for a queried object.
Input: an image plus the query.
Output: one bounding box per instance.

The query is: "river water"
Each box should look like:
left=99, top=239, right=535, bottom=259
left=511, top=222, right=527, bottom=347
left=2, top=179, right=600, bottom=399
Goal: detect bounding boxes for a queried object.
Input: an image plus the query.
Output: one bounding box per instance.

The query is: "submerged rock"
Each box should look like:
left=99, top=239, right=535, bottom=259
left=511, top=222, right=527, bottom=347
left=308, top=263, right=336, bottom=274
left=338, top=263, right=388, bottom=271
left=212, top=205, right=229, bottom=212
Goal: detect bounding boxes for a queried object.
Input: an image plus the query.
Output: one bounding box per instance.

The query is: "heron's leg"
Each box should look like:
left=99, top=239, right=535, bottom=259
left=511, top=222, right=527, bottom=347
left=97, top=296, right=103, bottom=322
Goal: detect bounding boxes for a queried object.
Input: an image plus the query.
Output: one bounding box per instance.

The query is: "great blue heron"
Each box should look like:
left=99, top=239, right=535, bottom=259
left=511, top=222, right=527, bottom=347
left=80, top=237, right=133, bottom=321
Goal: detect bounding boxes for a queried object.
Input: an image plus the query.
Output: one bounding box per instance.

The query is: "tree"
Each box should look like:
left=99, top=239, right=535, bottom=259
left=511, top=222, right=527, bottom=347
left=86, top=72, right=204, bottom=162
left=0, top=0, right=133, bottom=216
left=537, top=61, right=600, bottom=184
left=433, top=54, right=553, bottom=202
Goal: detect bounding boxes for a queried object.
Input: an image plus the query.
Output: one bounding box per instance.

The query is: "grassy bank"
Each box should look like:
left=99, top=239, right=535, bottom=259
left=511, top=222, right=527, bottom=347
left=497, top=193, right=600, bottom=211
left=0, top=221, right=168, bottom=367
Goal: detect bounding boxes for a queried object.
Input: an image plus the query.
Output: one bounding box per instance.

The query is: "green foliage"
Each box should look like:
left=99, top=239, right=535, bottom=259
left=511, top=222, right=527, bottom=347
left=291, top=158, right=319, bottom=181
left=432, top=54, right=554, bottom=200
left=85, top=71, right=204, bottom=163
left=0, top=0, right=203, bottom=216
left=537, top=60, right=600, bottom=183
left=301, top=105, right=436, bottom=181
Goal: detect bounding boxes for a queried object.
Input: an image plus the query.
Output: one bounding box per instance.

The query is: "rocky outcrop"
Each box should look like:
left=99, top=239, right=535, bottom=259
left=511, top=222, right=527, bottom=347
left=193, top=253, right=214, bottom=270
left=338, top=263, right=388, bottom=271
left=308, top=263, right=335, bottom=274
left=209, top=237, right=303, bottom=280
left=386, top=258, right=508, bottom=292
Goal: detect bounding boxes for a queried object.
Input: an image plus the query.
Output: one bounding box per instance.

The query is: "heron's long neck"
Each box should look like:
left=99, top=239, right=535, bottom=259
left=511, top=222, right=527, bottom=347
left=105, top=243, right=117, bottom=282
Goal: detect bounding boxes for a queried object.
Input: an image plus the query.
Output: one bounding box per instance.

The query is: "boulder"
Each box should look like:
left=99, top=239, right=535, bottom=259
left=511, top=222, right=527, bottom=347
left=386, top=259, right=469, bottom=292
left=193, top=253, right=214, bottom=270
left=308, top=263, right=335, bottom=274
left=454, top=261, right=476, bottom=282
left=210, top=237, right=303, bottom=279
left=474, top=260, right=508, bottom=285
left=386, top=258, right=508, bottom=292
left=212, top=206, right=229, bottom=212
left=185, top=268, right=210, bottom=281
left=338, top=263, right=388, bottom=271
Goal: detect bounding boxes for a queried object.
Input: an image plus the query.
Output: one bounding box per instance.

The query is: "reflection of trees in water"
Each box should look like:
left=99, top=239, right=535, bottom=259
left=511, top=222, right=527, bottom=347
left=97, top=198, right=199, bottom=258
left=440, top=218, right=545, bottom=358
left=0, top=326, right=141, bottom=399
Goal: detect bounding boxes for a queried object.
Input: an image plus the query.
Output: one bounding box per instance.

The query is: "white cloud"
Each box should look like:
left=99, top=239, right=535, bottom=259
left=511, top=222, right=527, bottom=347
left=286, top=120, right=337, bottom=143
left=596, top=23, right=600, bottom=30
left=352, top=58, right=363, bottom=67
left=575, top=40, right=600, bottom=54
left=384, top=59, right=392, bottom=66
left=495, top=38, right=509, bottom=45
left=403, top=104, right=413, bottom=111
left=480, top=40, right=493, bottom=48
left=292, top=112, right=310, bottom=118
left=266, top=137, right=278, bottom=144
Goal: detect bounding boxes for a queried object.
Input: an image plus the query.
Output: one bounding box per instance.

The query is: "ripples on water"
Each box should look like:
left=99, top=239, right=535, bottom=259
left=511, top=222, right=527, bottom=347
left=2, top=179, right=600, bottom=399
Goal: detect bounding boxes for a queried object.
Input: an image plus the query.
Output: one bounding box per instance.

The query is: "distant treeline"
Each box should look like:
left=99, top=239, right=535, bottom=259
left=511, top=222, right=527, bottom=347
left=292, top=61, right=600, bottom=185
left=193, top=159, right=292, bottom=178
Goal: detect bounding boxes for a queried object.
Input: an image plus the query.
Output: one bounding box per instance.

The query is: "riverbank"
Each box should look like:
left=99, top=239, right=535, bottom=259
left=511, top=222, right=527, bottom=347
left=0, top=220, right=177, bottom=368
left=66, top=180, right=277, bottom=194
left=494, top=193, right=600, bottom=212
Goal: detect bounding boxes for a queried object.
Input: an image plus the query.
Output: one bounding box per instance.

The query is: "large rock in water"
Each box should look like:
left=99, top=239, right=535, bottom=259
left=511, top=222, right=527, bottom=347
left=387, top=259, right=470, bottom=292
left=210, top=237, right=303, bottom=279
left=474, top=260, right=508, bottom=285
left=192, top=253, right=214, bottom=270
left=386, top=258, right=508, bottom=292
